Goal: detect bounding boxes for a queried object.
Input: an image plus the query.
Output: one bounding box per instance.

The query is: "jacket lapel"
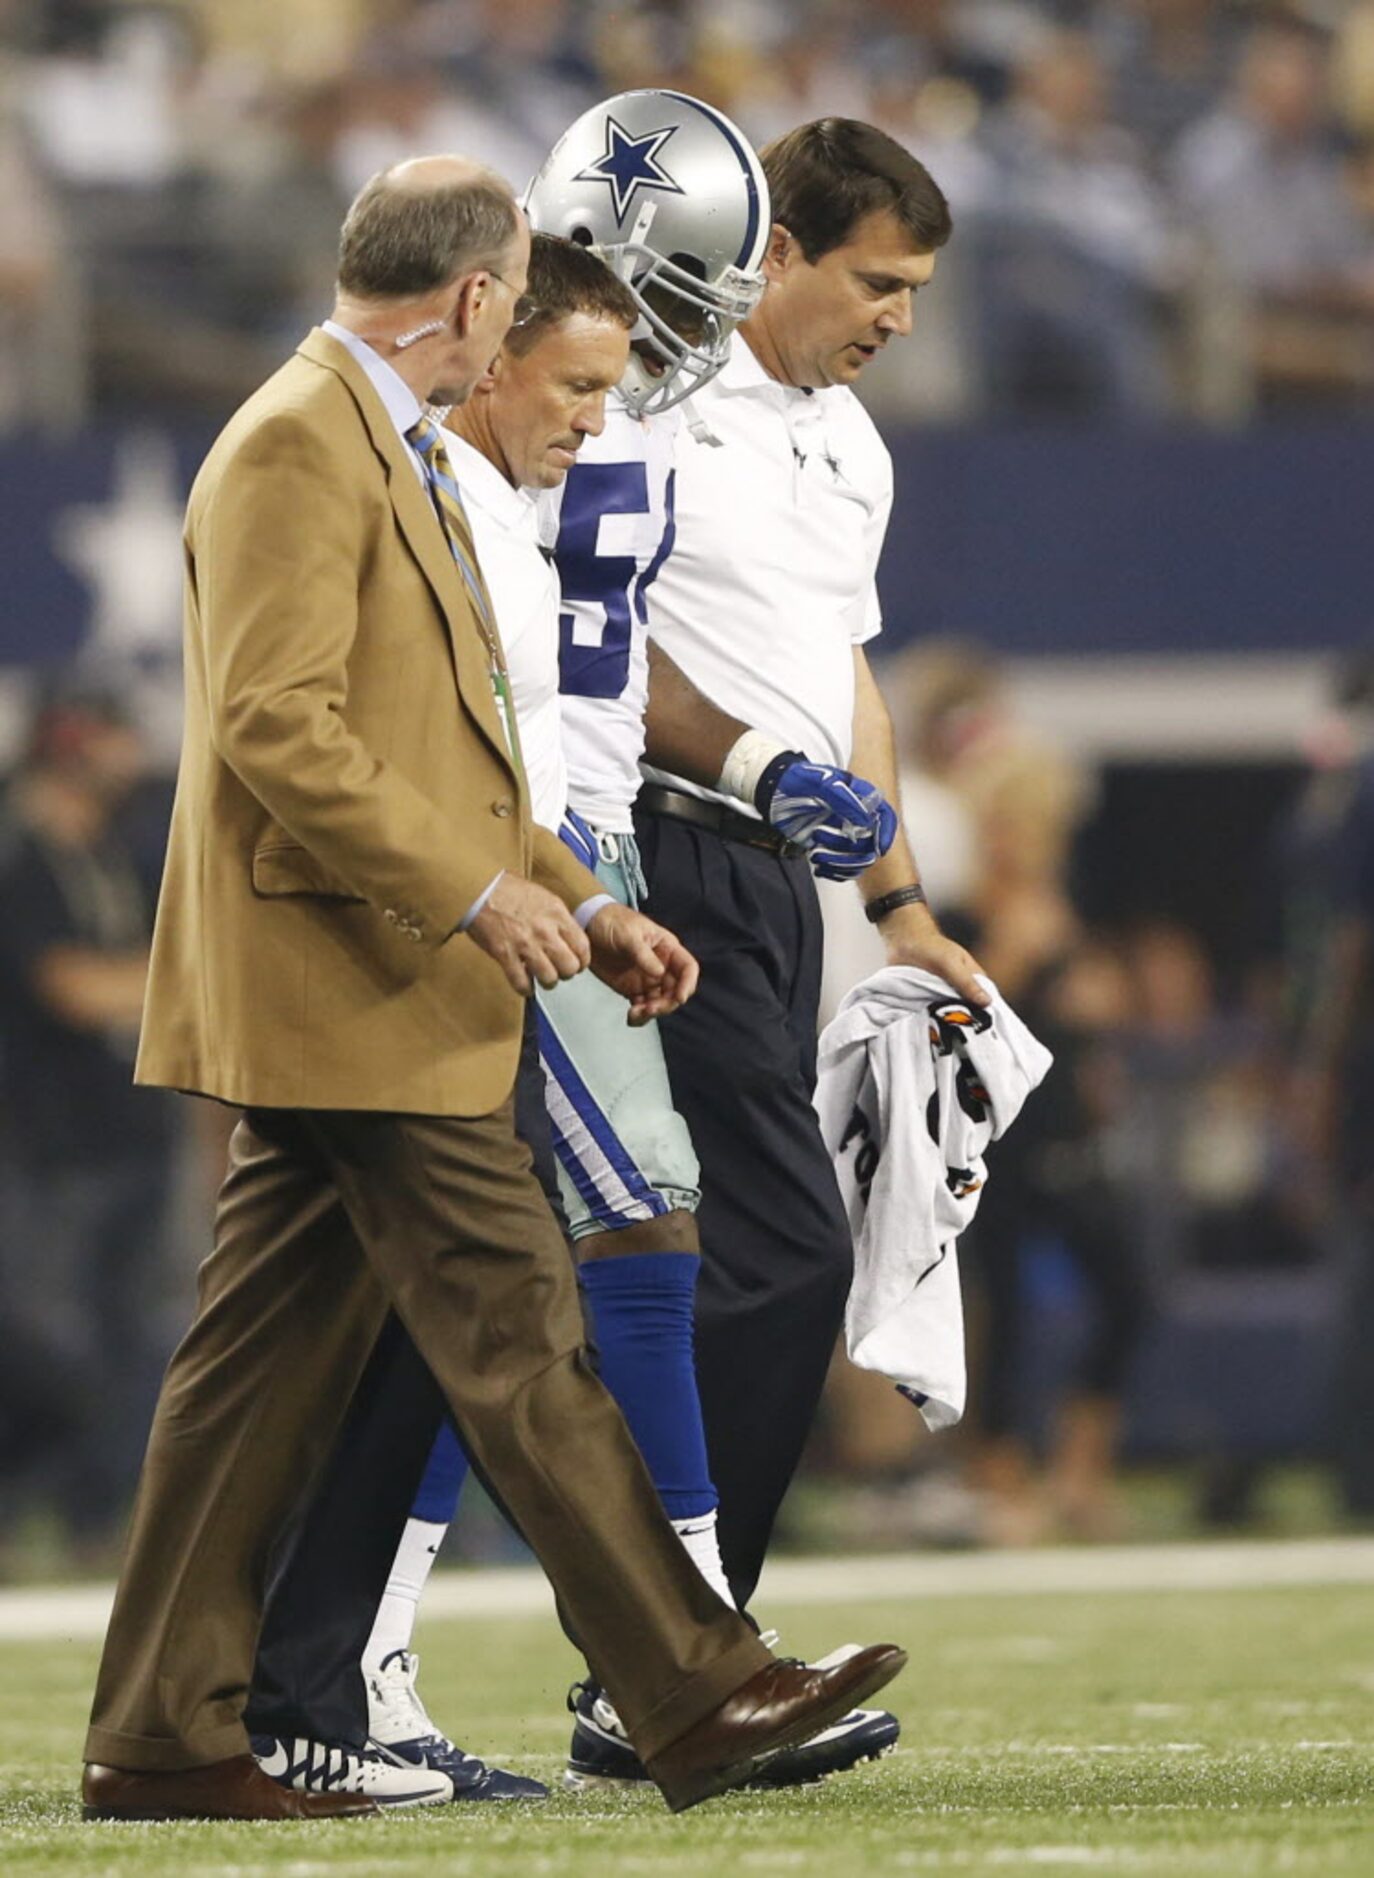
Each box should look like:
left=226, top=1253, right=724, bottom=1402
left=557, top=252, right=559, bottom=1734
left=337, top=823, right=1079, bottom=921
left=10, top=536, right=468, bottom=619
left=296, top=328, right=515, bottom=779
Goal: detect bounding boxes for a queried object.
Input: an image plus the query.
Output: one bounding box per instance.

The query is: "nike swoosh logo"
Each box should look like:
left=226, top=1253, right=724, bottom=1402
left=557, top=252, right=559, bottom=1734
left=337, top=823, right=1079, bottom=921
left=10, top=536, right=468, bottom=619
left=255, top=1741, right=290, bottom=1779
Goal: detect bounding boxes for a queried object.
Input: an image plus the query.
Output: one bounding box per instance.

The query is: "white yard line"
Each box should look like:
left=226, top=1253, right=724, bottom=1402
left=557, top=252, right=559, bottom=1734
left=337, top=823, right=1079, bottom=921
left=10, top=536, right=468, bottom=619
left=3, top=1537, right=1373, bottom=1643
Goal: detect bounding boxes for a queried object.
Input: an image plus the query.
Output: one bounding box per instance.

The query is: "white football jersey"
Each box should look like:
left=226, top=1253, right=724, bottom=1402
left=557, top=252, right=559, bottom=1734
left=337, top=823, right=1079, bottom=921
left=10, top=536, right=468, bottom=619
left=536, top=394, right=680, bottom=832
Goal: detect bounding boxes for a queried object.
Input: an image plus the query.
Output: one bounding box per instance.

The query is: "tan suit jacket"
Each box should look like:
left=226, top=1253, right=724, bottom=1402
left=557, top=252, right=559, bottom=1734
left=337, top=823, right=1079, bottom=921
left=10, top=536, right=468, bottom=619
left=135, top=327, right=599, bottom=1115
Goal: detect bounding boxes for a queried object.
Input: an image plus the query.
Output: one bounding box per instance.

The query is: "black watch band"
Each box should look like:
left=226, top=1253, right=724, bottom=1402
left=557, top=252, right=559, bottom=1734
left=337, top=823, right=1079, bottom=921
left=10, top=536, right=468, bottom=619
left=864, top=883, right=928, bottom=925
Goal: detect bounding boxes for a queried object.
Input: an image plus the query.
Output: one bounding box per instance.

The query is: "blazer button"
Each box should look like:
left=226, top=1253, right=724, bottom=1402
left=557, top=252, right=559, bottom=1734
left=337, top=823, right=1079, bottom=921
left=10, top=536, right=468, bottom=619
left=384, top=909, right=399, bottom=923
left=491, top=799, right=513, bottom=818
left=409, top=928, right=423, bottom=944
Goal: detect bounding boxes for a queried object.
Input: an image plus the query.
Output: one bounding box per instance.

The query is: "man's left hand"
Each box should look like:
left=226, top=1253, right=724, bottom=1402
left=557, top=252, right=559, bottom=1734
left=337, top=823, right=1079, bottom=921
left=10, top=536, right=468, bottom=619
left=586, top=902, right=700, bottom=1026
left=876, top=903, right=991, bottom=1007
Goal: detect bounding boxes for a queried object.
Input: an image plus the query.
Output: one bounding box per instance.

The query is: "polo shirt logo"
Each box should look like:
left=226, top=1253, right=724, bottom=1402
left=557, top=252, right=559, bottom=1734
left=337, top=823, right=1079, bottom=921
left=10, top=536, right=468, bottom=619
left=574, top=116, right=685, bottom=225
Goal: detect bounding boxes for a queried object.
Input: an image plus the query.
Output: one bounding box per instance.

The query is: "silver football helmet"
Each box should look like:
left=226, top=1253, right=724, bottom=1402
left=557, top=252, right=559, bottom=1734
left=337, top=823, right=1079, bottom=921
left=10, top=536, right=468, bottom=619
left=525, top=88, right=771, bottom=416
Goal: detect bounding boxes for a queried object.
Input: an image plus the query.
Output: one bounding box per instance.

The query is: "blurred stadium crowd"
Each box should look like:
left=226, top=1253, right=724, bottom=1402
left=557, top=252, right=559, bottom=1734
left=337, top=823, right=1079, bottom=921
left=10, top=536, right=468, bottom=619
left=1, top=1, right=1373, bottom=1573
left=2, top=0, right=1374, bottom=429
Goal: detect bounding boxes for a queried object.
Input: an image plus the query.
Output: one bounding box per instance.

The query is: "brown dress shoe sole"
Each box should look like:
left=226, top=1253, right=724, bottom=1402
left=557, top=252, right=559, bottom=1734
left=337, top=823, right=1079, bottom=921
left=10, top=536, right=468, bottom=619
left=651, top=1645, right=908, bottom=1813
left=80, top=1755, right=378, bottom=1822
left=81, top=1794, right=379, bottom=1822
left=81, top=1802, right=377, bottom=1821
left=80, top=1796, right=379, bottom=1822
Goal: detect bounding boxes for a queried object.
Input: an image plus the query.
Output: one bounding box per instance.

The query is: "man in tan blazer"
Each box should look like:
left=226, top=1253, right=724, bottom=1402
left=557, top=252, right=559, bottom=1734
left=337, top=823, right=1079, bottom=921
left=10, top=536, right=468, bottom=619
left=80, top=156, right=904, bottom=1822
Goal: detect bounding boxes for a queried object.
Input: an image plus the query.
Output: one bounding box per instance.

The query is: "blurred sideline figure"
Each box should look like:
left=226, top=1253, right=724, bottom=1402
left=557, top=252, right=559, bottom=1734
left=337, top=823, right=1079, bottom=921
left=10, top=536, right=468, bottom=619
left=819, top=638, right=1002, bottom=1028
left=1174, top=20, right=1374, bottom=408
left=0, top=82, right=78, bottom=431
left=974, top=29, right=1179, bottom=416
left=1280, top=650, right=1374, bottom=1516
left=1096, top=0, right=1244, bottom=163
left=820, top=648, right=1151, bottom=1544
left=0, top=684, right=174, bottom=1552
left=960, top=736, right=1151, bottom=1545
left=818, top=641, right=1004, bottom=1488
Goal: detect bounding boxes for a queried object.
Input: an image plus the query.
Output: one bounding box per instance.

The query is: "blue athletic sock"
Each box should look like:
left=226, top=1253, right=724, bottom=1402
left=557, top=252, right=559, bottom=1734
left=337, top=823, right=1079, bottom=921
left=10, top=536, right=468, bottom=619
left=410, top=1417, right=470, bottom=1525
left=578, top=1251, right=717, bottom=1520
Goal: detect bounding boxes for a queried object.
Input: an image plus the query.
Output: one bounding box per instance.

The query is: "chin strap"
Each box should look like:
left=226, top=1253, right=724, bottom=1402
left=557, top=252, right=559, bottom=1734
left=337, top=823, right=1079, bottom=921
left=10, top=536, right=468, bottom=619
left=680, top=396, right=722, bottom=447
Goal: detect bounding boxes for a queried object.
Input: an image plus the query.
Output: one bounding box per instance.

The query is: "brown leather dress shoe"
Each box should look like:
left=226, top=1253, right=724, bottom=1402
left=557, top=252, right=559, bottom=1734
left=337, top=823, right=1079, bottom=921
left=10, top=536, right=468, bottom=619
left=645, top=1641, right=908, bottom=1813
left=81, top=1754, right=379, bottom=1821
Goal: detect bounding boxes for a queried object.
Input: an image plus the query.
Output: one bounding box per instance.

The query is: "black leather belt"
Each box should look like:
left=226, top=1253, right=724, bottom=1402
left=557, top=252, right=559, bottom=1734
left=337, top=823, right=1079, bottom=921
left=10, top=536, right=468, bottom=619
left=637, top=784, right=805, bottom=858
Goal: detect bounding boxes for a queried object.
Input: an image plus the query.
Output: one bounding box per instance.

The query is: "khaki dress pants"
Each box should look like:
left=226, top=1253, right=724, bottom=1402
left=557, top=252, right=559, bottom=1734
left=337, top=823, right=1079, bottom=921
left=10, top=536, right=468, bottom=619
left=85, top=1099, right=769, bottom=1772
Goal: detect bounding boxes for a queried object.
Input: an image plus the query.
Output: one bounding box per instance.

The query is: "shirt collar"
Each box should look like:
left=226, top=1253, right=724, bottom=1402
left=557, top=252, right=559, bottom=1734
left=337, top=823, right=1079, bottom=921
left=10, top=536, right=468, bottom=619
left=321, top=318, right=424, bottom=441
left=713, top=329, right=816, bottom=404
left=713, top=331, right=777, bottom=396
left=444, top=429, right=537, bottom=532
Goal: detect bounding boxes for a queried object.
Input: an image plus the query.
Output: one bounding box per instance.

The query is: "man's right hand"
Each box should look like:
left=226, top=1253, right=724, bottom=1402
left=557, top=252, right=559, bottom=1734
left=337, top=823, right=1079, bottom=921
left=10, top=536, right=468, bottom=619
left=755, top=753, right=898, bottom=879
left=467, top=875, right=590, bottom=997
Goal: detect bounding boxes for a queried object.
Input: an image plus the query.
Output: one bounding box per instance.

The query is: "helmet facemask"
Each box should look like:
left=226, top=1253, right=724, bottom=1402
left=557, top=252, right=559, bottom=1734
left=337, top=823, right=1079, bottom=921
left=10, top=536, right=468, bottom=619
left=598, top=231, right=764, bottom=416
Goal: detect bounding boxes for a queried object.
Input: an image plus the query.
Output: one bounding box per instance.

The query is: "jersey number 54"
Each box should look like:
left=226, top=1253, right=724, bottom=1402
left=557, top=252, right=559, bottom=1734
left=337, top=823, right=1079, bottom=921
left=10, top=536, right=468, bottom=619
left=555, top=462, right=676, bottom=701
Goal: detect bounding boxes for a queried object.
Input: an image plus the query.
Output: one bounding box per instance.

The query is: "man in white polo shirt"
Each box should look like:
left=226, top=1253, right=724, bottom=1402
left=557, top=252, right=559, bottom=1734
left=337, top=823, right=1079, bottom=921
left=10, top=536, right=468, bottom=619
left=636, top=118, right=988, bottom=1616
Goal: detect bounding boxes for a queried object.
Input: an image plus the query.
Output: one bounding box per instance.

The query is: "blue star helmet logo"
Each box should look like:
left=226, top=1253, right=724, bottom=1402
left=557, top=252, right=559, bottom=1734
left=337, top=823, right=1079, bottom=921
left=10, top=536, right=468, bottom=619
left=574, top=115, right=685, bottom=225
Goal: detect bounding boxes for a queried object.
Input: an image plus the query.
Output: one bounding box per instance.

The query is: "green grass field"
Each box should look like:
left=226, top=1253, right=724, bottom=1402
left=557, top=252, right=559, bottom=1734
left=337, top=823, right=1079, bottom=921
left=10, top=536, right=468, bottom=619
left=3, top=1576, right=1374, bottom=1876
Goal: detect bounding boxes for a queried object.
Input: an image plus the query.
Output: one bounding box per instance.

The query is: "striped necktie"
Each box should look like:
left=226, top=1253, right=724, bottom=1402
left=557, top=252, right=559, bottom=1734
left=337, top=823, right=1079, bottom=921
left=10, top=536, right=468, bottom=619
left=407, top=413, right=524, bottom=780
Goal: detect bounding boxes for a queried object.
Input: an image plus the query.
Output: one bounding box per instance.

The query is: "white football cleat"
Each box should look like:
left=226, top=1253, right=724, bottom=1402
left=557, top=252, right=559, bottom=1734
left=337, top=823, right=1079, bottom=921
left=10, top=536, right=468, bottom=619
left=366, top=1650, right=547, bottom=1801
left=252, top=1732, right=452, bottom=1807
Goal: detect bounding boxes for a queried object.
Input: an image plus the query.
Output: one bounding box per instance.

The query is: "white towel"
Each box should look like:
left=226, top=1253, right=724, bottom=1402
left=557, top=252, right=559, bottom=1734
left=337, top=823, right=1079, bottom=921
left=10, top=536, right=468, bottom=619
left=814, top=967, right=1053, bottom=1429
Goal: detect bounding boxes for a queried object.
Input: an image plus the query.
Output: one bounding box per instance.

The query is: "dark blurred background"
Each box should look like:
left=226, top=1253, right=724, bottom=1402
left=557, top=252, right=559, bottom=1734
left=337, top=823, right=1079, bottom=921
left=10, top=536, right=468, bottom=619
left=1, top=0, right=1373, bottom=1572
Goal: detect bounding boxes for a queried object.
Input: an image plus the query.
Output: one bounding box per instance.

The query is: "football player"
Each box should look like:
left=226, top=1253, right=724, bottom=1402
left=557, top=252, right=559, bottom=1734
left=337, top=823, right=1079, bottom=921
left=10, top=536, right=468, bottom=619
left=525, top=92, right=902, bottom=1789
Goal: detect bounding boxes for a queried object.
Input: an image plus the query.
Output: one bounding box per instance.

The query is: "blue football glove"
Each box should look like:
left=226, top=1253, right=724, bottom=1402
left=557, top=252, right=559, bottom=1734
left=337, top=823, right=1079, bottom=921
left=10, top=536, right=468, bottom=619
left=558, top=806, right=600, bottom=874
left=755, top=753, right=898, bottom=881
left=806, top=787, right=899, bottom=880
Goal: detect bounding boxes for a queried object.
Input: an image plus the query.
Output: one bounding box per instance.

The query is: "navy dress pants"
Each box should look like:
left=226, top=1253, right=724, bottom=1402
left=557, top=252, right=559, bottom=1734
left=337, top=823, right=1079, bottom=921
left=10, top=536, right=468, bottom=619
left=633, top=808, right=854, bottom=1611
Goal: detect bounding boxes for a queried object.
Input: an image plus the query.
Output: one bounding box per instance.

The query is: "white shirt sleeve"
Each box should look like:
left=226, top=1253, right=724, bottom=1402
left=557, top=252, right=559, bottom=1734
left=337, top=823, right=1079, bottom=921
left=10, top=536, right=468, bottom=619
left=854, top=442, right=893, bottom=647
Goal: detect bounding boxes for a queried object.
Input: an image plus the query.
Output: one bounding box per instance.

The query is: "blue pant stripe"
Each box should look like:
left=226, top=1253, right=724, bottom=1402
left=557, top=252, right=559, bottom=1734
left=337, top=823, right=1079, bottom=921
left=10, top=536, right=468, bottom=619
left=538, top=1009, right=670, bottom=1225
left=542, top=1068, right=662, bottom=1227
left=546, top=1105, right=620, bottom=1223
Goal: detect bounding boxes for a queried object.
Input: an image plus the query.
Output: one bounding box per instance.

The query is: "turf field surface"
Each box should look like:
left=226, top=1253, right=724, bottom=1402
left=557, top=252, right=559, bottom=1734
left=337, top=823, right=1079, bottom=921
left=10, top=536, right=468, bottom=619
left=3, top=1546, right=1373, bottom=1876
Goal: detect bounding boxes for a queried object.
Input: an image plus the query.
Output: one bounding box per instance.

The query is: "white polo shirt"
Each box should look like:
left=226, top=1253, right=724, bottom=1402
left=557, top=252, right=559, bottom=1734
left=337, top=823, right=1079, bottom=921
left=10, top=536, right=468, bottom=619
left=444, top=429, right=568, bottom=833
left=641, top=332, right=893, bottom=813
